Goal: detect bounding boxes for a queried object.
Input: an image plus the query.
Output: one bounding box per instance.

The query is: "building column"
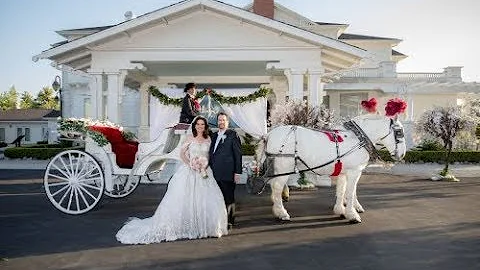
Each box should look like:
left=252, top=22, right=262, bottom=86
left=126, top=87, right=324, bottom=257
left=90, top=73, right=104, bottom=119
left=138, top=83, right=151, bottom=141
left=284, top=68, right=305, bottom=101
left=105, top=70, right=126, bottom=123
left=308, top=69, right=325, bottom=106
left=407, top=94, right=414, bottom=121
left=88, top=75, right=100, bottom=119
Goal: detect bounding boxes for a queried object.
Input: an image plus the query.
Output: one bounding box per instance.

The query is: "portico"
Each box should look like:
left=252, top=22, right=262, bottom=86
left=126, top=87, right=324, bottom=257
left=33, top=0, right=366, bottom=139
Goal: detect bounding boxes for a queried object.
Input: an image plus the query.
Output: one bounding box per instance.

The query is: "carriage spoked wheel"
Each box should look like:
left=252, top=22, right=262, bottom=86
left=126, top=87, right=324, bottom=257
left=44, top=150, right=104, bottom=215
left=103, top=175, right=141, bottom=198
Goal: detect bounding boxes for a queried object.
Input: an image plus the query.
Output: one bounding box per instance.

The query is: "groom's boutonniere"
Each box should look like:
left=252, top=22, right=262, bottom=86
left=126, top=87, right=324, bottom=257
left=221, top=134, right=227, bottom=143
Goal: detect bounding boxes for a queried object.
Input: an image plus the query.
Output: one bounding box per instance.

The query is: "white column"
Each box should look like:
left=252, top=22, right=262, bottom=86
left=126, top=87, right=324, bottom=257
left=138, top=83, right=150, bottom=141
left=284, top=68, right=305, bottom=101
left=308, top=69, right=325, bottom=106
left=88, top=76, right=98, bottom=119
left=407, top=94, right=414, bottom=121
left=93, top=74, right=104, bottom=119
left=106, top=72, right=120, bottom=123
left=117, top=70, right=127, bottom=104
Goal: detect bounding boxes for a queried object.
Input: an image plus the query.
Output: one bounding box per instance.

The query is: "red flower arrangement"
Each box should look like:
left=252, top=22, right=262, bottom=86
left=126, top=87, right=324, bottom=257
left=361, top=98, right=378, bottom=113
left=385, top=98, right=407, bottom=117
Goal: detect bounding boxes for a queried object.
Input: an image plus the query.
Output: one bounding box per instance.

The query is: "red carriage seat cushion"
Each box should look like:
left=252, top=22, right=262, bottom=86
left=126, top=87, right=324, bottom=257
left=88, top=125, right=139, bottom=169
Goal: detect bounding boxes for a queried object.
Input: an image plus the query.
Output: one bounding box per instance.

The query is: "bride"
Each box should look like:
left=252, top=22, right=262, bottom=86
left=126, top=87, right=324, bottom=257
left=116, top=116, right=228, bottom=244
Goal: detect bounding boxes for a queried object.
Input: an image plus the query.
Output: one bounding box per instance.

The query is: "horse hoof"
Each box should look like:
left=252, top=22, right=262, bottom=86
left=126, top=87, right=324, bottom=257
left=348, top=219, right=362, bottom=224
left=339, top=214, right=346, bottom=219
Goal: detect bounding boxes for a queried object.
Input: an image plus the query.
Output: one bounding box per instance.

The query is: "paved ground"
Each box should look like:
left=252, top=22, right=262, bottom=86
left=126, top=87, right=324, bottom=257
left=0, top=169, right=479, bottom=270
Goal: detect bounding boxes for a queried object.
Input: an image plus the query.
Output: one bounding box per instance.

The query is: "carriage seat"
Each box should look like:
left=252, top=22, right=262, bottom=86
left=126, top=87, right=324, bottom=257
left=88, top=125, right=139, bottom=169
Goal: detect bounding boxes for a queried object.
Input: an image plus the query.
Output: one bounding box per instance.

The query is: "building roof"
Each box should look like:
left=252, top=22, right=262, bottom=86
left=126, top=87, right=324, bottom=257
left=392, top=49, right=407, bottom=56
left=0, top=109, right=60, bottom=121
left=315, top=21, right=348, bottom=26
left=339, top=33, right=401, bottom=41
left=33, top=0, right=367, bottom=63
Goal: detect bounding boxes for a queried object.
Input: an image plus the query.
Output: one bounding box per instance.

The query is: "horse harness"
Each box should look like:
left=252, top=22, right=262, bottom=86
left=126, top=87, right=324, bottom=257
left=264, top=120, right=397, bottom=178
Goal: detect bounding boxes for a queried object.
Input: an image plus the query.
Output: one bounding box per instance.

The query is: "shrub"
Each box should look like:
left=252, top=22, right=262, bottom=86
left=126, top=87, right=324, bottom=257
left=4, top=144, right=83, bottom=160
left=413, top=139, right=445, bottom=151
left=378, top=150, right=480, bottom=163
left=241, top=144, right=255, bottom=156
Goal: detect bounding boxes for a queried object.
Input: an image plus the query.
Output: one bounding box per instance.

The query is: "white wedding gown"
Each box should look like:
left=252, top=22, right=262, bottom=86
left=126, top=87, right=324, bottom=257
left=116, top=140, right=228, bottom=244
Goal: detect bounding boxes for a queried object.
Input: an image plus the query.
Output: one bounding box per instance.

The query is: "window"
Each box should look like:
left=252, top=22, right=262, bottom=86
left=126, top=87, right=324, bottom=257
left=84, top=98, right=91, bottom=118
left=17, top=128, right=22, bottom=137
left=322, top=95, right=330, bottom=109
left=0, top=128, right=5, bottom=142
left=25, top=128, right=30, bottom=141
left=339, top=93, right=368, bottom=118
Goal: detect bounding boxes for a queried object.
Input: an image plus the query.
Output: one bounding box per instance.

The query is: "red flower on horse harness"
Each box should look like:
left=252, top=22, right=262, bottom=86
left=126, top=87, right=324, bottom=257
left=385, top=98, right=407, bottom=117
left=361, top=98, right=378, bottom=113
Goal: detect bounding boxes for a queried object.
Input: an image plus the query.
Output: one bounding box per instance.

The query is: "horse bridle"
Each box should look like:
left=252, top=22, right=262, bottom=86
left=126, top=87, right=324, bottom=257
left=378, top=119, right=405, bottom=159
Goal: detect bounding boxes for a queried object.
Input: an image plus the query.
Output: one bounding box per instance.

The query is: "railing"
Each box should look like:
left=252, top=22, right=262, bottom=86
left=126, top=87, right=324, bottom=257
left=341, top=69, right=450, bottom=82
left=397, top=72, right=445, bottom=81
left=341, top=68, right=380, bottom=78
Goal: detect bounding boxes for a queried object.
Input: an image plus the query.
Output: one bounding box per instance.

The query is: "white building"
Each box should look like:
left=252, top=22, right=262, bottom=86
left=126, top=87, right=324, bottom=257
left=33, top=0, right=480, bottom=147
left=0, top=109, right=60, bottom=145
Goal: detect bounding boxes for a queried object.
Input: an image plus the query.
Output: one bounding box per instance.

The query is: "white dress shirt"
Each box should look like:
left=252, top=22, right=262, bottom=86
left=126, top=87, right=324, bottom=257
left=213, top=130, right=225, bottom=152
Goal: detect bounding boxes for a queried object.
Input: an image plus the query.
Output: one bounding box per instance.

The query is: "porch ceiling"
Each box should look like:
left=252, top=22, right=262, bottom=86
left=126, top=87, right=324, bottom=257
left=140, top=61, right=271, bottom=76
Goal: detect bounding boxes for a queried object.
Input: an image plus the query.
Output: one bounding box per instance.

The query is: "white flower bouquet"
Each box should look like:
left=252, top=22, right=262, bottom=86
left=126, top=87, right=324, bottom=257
left=190, top=156, right=209, bottom=179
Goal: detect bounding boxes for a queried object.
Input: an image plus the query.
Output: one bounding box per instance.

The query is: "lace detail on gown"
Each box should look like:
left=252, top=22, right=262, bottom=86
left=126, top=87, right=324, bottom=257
left=116, top=140, right=228, bottom=244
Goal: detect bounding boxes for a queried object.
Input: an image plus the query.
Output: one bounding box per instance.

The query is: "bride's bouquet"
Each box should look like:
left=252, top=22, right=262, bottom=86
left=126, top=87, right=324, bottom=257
left=190, top=156, right=209, bottom=179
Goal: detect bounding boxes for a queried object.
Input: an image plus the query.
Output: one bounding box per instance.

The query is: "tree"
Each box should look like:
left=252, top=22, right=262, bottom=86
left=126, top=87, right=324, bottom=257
left=19, top=91, right=38, bottom=109
left=0, top=86, right=18, bottom=110
left=36, top=87, right=58, bottom=109
left=416, top=105, right=477, bottom=178
left=270, top=100, right=335, bottom=129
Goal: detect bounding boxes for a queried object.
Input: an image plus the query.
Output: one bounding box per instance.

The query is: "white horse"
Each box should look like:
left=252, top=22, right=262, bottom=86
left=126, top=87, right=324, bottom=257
left=255, top=113, right=406, bottom=223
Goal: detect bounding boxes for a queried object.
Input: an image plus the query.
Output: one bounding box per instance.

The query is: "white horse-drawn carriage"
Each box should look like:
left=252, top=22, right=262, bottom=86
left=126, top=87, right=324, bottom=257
left=43, top=122, right=190, bottom=215
left=44, top=97, right=407, bottom=224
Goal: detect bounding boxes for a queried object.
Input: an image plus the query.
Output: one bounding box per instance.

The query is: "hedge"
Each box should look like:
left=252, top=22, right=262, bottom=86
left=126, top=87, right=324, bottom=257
left=4, top=145, right=83, bottom=160
left=241, top=144, right=256, bottom=156
left=4, top=143, right=479, bottom=163
left=378, top=150, right=480, bottom=163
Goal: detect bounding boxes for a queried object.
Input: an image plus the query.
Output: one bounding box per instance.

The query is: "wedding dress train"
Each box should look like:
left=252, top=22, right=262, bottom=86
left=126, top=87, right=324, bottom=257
left=116, top=140, right=228, bottom=244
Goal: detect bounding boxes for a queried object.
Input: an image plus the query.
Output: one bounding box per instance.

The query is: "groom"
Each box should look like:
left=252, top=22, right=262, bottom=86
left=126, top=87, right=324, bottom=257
left=209, top=112, right=242, bottom=229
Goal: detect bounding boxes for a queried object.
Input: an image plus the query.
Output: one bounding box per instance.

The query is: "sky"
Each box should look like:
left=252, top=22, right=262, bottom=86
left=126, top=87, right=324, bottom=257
left=0, top=0, right=479, bottom=96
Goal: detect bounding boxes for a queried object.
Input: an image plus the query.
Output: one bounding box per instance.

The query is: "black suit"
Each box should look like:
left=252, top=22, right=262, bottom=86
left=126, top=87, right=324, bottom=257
left=179, top=94, right=199, bottom=124
left=209, top=129, right=242, bottom=225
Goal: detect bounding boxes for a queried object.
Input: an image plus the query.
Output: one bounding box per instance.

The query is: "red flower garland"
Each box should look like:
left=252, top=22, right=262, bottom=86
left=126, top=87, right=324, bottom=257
left=361, top=98, right=378, bottom=113
left=385, top=98, right=407, bottom=117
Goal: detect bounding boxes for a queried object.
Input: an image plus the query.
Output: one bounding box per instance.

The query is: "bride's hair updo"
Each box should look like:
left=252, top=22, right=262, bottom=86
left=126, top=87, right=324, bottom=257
left=192, top=116, right=210, bottom=139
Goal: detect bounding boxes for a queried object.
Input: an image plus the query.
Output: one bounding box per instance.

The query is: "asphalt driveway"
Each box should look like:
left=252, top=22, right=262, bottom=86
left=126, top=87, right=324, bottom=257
left=0, top=170, right=479, bottom=270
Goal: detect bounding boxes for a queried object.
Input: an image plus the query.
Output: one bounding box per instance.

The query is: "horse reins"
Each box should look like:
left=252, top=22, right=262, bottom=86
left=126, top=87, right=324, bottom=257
left=264, top=120, right=377, bottom=178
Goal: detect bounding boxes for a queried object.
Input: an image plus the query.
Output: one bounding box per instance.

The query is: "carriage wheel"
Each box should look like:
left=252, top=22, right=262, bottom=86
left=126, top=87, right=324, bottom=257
left=103, top=175, right=141, bottom=198
left=44, top=150, right=104, bottom=215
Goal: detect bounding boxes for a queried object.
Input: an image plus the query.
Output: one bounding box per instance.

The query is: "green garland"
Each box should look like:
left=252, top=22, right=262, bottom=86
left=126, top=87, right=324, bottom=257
left=148, top=86, right=271, bottom=106
left=58, top=118, right=137, bottom=147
